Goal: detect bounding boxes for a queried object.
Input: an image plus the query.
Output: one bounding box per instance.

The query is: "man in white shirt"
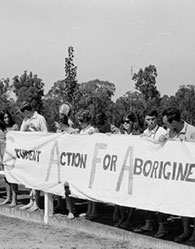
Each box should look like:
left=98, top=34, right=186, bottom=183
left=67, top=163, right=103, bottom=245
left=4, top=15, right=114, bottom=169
left=141, top=109, right=167, bottom=142
left=19, top=101, right=48, bottom=212
left=160, top=107, right=195, bottom=245
left=160, top=107, right=195, bottom=142
left=135, top=109, right=168, bottom=238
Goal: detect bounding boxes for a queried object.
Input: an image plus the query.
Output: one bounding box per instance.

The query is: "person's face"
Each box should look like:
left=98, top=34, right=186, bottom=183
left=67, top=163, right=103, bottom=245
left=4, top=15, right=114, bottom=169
left=145, top=115, right=157, bottom=130
left=163, top=115, right=175, bottom=130
left=3, top=114, right=10, bottom=125
left=59, top=112, right=65, bottom=122
left=77, top=115, right=88, bottom=129
left=122, top=119, right=133, bottom=132
left=22, top=109, right=31, bottom=118
left=79, top=119, right=88, bottom=129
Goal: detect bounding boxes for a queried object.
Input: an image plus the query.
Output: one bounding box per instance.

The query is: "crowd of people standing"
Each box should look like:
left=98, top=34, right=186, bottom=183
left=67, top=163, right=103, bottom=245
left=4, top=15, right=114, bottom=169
left=0, top=101, right=195, bottom=246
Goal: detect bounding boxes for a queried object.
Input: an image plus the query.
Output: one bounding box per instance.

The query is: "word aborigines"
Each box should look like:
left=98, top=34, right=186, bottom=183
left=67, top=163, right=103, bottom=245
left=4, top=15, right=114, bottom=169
left=134, top=158, right=195, bottom=182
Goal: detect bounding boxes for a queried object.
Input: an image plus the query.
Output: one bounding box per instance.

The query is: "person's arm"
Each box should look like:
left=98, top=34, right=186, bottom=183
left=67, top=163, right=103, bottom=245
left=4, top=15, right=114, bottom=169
left=20, top=120, right=29, bottom=131
left=110, top=124, right=120, bottom=134
left=39, top=117, right=48, bottom=132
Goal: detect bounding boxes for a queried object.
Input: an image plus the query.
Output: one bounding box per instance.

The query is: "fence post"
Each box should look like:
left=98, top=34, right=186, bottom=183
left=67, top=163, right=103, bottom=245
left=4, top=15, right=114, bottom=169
left=44, top=192, right=53, bottom=224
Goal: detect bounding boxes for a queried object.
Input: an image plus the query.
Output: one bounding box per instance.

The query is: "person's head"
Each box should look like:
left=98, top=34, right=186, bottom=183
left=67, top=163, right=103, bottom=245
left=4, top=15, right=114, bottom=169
left=59, top=102, right=72, bottom=117
left=95, top=112, right=107, bottom=126
left=121, top=111, right=137, bottom=134
left=144, top=109, right=158, bottom=131
left=58, top=102, right=72, bottom=126
left=20, top=101, right=33, bottom=118
left=162, top=107, right=181, bottom=130
left=77, top=110, right=92, bottom=129
left=3, top=111, right=14, bottom=127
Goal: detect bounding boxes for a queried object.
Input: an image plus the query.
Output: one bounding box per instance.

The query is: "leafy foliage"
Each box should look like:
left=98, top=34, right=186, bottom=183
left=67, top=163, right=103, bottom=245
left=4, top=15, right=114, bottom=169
left=73, top=79, right=116, bottom=126
left=174, top=85, right=195, bottom=125
left=132, top=65, right=160, bottom=104
left=0, top=78, right=11, bottom=112
left=1, top=58, right=195, bottom=131
left=64, top=46, right=78, bottom=103
left=12, top=71, right=44, bottom=112
left=115, top=91, right=145, bottom=128
left=46, top=46, right=78, bottom=105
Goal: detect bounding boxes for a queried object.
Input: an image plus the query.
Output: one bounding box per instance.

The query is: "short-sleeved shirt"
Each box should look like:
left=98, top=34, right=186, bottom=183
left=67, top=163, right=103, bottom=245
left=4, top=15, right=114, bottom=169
left=142, top=125, right=167, bottom=142
left=20, top=111, right=47, bottom=133
left=167, top=121, right=195, bottom=141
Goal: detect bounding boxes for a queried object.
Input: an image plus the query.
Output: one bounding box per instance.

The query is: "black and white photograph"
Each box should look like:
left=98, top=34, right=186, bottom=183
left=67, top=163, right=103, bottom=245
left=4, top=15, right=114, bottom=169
left=0, top=0, right=195, bottom=248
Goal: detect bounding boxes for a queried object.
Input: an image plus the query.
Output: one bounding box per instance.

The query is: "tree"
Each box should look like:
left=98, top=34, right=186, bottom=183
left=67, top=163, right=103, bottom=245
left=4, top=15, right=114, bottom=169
left=44, top=46, right=78, bottom=131
left=174, top=85, right=195, bottom=125
left=46, top=46, right=78, bottom=105
left=115, top=91, right=145, bottom=128
left=64, top=46, right=78, bottom=103
left=158, top=94, right=177, bottom=115
left=12, top=71, right=45, bottom=112
left=0, top=78, right=12, bottom=112
left=0, top=78, right=22, bottom=125
left=73, top=79, right=116, bottom=126
left=132, top=65, right=160, bottom=106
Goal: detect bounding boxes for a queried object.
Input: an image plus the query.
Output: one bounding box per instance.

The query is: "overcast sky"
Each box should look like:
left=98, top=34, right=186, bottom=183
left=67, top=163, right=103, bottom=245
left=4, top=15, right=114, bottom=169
left=0, top=0, right=195, bottom=99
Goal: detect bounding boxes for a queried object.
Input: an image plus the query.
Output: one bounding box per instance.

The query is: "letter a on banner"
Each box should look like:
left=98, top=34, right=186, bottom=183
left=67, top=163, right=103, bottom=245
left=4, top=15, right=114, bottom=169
left=116, top=146, right=134, bottom=195
left=45, top=141, right=61, bottom=183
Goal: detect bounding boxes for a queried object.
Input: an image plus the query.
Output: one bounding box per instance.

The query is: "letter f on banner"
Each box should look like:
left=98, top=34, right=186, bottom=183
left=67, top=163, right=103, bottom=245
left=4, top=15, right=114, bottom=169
left=116, top=146, right=134, bottom=195
left=45, top=141, right=61, bottom=183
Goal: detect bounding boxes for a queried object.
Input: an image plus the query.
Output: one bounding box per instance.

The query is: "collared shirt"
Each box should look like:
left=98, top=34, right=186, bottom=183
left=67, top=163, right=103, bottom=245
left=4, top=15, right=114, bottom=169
left=142, top=125, right=167, bottom=142
left=20, top=111, right=47, bottom=133
left=167, top=121, right=195, bottom=141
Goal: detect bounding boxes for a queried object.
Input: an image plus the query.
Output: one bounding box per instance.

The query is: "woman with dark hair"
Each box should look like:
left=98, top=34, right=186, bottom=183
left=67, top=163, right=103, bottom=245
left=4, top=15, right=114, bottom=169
left=4, top=111, right=19, bottom=132
left=0, top=111, right=19, bottom=207
left=113, top=111, right=142, bottom=229
left=119, top=111, right=141, bottom=135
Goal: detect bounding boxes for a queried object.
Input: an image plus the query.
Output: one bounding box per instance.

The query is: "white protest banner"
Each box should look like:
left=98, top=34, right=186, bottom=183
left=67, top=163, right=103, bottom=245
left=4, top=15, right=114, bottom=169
left=3, top=131, right=195, bottom=217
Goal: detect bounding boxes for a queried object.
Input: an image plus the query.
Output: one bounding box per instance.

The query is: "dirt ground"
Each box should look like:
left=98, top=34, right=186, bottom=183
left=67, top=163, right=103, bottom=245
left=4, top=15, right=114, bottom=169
left=0, top=215, right=133, bottom=249
left=0, top=180, right=193, bottom=249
